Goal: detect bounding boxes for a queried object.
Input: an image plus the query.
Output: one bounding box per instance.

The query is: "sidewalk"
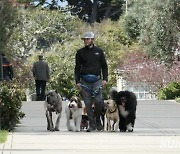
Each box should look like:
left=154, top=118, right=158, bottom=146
left=1, top=100, right=180, bottom=154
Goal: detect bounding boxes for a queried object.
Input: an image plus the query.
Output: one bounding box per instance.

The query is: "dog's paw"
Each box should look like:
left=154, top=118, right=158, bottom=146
left=128, top=129, right=133, bottom=132
left=127, top=123, right=133, bottom=132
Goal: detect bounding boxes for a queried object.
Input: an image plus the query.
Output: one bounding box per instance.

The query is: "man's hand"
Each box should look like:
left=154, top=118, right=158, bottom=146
left=102, top=80, right=107, bottom=87
left=76, top=83, right=81, bottom=89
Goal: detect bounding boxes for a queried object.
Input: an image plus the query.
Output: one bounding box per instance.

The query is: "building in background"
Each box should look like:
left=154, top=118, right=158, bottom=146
left=116, top=69, right=157, bottom=100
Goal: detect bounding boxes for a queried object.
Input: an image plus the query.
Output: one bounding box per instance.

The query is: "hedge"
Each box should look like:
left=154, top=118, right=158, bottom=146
left=157, top=82, right=180, bottom=100
left=0, top=82, right=25, bottom=131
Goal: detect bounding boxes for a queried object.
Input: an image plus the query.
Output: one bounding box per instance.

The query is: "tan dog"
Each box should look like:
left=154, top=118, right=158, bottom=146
left=106, top=100, right=119, bottom=132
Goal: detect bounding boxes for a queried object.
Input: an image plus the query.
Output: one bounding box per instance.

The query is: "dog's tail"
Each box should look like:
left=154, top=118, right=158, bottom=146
left=109, top=87, right=118, bottom=101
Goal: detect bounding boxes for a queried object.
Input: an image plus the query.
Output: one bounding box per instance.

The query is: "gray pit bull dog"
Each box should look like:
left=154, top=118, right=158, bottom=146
left=44, top=90, right=62, bottom=131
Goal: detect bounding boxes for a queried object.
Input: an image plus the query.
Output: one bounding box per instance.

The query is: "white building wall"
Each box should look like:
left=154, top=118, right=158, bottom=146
left=117, top=78, right=156, bottom=100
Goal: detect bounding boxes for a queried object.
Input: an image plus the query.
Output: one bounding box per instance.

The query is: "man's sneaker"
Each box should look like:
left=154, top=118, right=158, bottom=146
left=97, top=125, right=104, bottom=131
left=86, top=127, right=96, bottom=132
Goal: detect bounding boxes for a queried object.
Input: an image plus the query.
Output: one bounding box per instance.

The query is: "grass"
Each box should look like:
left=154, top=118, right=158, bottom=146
left=0, top=130, right=8, bottom=144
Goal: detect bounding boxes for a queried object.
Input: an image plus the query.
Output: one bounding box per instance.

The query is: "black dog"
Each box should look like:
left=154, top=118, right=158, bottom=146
left=110, top=89, right=137, bottom=132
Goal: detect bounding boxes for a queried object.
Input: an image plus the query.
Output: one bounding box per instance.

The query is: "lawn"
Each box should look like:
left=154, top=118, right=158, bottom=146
left=0, top=130, right=8, bottom=144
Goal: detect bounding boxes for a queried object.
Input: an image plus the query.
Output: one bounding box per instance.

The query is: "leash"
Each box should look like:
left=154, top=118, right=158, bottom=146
left=80, top=84, right=102, bottom=97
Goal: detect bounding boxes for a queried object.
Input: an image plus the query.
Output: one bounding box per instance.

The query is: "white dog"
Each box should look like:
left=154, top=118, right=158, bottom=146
left=65, top=96, right=82, bottom=132
left=106, top=100, right=119, bottom=132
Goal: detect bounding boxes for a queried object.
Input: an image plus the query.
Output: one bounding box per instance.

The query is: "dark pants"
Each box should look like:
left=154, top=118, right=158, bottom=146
left=80, top=79, right=103, bottom=128
left=3, top=76, right=11, bottom=81
left=35, top=80, right=47, bottom=101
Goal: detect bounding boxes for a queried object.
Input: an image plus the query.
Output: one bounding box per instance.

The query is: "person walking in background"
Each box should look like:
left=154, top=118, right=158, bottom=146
left=2, top=53, right=13, bottom=81
left=32, top=55, right=50, bottom=101
left=75, top=31, right=108, bottom=132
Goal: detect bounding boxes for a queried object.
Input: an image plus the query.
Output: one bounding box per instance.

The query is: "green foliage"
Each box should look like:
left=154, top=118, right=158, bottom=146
left=6, top=8, right=83, bottom=58
left=157, top=82, right=180, bottom=100
left=120, top=15, right=140, bottom=40
left=0, top=82, right=25, bottom=131
left=0, top=130, right=8, bottom=143
left=61, top=0, right=124, bottom=23
left=13, top=60, right=34, bottom=92
left=175, top=97, right=180, bottom=103
left=122, top=0, right=180, bottom=66
left=0, top=0, right=18, bottom=53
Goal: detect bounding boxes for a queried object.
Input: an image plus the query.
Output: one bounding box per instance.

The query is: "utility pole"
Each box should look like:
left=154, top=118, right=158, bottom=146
left=125, top=0, right=128, bottom=14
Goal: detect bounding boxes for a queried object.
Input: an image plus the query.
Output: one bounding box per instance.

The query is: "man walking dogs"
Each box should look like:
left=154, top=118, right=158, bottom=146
left=75, top=32, right=108, bottom=132
left=32, top=55, right=50, bottom=101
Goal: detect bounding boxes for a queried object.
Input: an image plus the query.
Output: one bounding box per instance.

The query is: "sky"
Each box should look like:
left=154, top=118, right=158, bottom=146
left=33, top=0, right=67, bottom=7
left=47, top=0, right=67, bottom=7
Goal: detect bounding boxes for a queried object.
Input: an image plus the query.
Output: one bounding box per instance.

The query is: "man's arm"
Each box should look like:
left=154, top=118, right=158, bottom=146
left=100, top=51, right=108, bottom=82
left=46, top=63, right=50, bottom=81
left=75, top=51, right=81, bottom=84
left=32, top=63, right=36, bottom=77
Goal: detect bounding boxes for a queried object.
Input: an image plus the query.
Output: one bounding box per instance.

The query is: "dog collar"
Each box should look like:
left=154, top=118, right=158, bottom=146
left=108, top=107, right=117, bottom=113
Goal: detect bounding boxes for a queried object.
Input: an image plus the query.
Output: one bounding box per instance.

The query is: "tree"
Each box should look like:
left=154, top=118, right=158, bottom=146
left=19, top=0, right=125, bottom=24
left=0, top=0, right=18, bottom=54
left=6, top=8, right=83, bottom=58
left=122, top=0, right=180, bottom=66
left=119, top=45, right=180, bottom=93
left=63, top=0, right=124, bottom=24
left=0, top=0, right=18, bottom=79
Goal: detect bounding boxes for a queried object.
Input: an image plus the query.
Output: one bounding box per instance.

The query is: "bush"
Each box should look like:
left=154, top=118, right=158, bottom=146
left=175, top=97, right=180, bottom=103
left=0, top=130, right=8, bottom=143
left=0, top=82, right=25, bottom=131
left=157, top=82, right=180, bottom=100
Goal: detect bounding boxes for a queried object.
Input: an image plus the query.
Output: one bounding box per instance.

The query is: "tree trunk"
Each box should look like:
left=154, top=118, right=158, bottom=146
left=105, top=7, right=122, bottom=19
left=89, top=0, right=98, bottom=24
left=104, top=3, right=112, bottom=20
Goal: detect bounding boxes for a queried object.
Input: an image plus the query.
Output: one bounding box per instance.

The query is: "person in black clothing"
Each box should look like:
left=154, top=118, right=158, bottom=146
left=75, top=32, right=108, bottom=132
left=2, top=53, right=13, bottom=81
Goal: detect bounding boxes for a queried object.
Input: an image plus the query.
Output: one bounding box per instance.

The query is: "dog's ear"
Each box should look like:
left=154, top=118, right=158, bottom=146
left=77, top=98, right=82, bottom=108
left=55, top=89, right=58, bottom=94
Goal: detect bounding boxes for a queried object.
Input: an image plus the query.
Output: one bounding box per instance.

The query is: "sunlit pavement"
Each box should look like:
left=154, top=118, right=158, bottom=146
left=1, top=100, right=180, bottom=154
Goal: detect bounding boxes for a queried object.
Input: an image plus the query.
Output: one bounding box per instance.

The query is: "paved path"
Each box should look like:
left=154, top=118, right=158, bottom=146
left=1, top=100, right=180, bottom=154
